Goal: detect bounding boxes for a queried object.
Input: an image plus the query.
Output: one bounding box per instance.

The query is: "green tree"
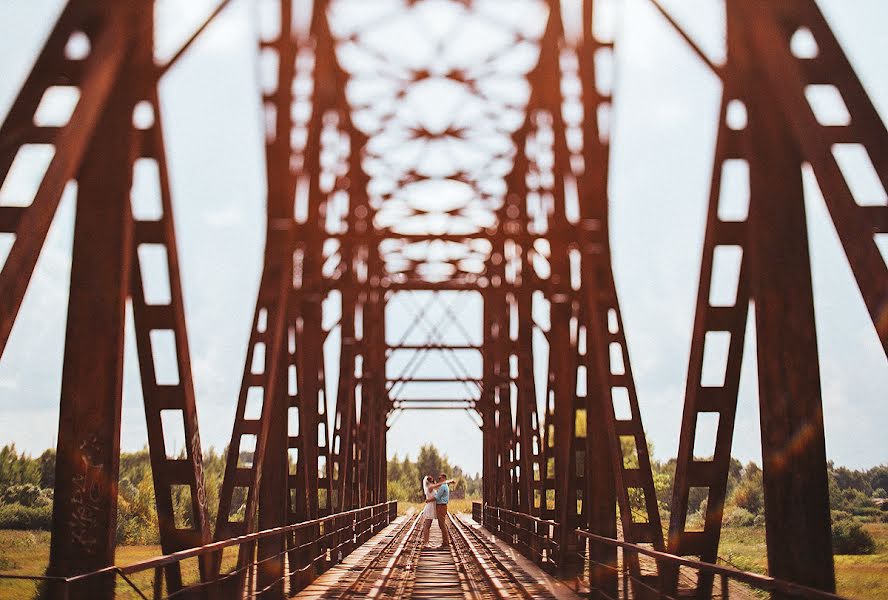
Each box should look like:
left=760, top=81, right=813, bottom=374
left=0, top=444, right=40, bottom=490
left=729, top=462, right=764, bottom=515
left=38, top=449, right=55, bottom=489
left=416, top=444, right=450, bottom=482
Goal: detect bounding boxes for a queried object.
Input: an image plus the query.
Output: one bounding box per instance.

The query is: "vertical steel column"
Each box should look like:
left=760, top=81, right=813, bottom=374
left=665, top=77, right=751, bottom=598
left=537, top=0, right=583, bottom=576
left=504, top=118, right=540, bottom=517
left=734, top=1, right=835, bottom=591
left=48, top=7, right=136, bottom=596
left=480, top=287, right=498, bottom=513
left=578, top=2, right=617, bottom=595
left=668, top=0, right=887, bottom=592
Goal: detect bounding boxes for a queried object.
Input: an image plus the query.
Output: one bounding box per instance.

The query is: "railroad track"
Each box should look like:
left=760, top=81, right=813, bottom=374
left=307, top=511, right=561, bottom=599
left=447, top=513, right=558, bottom=600
left=332, top=512, right=423, bottom=598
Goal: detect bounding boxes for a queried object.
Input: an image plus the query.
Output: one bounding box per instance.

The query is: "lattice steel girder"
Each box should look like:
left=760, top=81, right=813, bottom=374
left=740, top=0, right=887, bottom=355
left=0, top=3, right=127, bottom=359
left=667, top=0, right=888, bottom=594
left=214, top=3, right=387, bottom=594
left=129, top=75, right=213, bottom=600
left=515, top=0, right=668, bottom=582
left=0, top=2, right=216, bottom=597
left=48, top=38, right=135, bottom=599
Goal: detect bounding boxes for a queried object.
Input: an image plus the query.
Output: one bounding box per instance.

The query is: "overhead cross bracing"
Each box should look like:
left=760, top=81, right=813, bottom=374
left=0, top=0, right=885, bottom=599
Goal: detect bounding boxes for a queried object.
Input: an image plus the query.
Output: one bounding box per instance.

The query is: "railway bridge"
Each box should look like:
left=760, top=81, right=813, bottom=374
left=0, top=0, right=885, bottom=598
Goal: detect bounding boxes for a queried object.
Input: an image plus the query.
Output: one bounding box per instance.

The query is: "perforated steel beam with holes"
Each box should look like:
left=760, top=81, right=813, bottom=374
left=0, top=3, right=218, bottom=597
left=666, top=0, right=888, bottom=594
left=4, top=0, right=887, bottom=597
left=740, top=0, right=888, bottom=356
left=0, top=2, right=127, bottom=360
left=130, top=92, right=213, bottom=598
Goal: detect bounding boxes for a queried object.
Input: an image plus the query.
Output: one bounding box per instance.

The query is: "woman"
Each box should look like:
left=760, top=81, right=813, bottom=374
left=420, top=475, right=438, bottom=548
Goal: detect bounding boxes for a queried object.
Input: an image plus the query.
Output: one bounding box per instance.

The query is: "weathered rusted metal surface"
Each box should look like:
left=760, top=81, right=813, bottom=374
left=0, top=0, right=885, bottom=598
left=665, top=0, right=888, bottom=595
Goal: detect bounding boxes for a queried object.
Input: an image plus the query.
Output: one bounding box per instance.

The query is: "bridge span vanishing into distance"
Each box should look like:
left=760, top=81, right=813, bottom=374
left=0, top=0, right=885, bottom=598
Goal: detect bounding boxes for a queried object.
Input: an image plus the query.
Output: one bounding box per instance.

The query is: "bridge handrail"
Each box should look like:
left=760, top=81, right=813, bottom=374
left=474, top=503, right=848, bottom=600
left=575, top=527, right=848, bottom=600
left=107, top=500, right=397, bottom=577
left=0, top=500, right=398, bottom=597
left=483, top=504, right=559, bottom=528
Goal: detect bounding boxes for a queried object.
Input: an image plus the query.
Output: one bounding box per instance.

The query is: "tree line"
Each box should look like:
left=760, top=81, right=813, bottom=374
left=386, top=444, right=482, bottom=502
left=0, top=443, right=883, bottom=552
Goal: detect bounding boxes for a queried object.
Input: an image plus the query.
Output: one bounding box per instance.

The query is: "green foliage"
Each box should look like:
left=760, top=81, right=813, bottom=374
left=38, top=450, right=55, bottom=489
left=832, top=516, right=877, bottom=555
left=117, top=450, right=159, bottom=544
left=722, top=506, right=756, bottom=527
left=0, top=503, right=52, bottom=530
left=834, top=485, right=880, bottom=517
left=729, top=463, right=764, bottom=515
left=1, top=484, right=52, bottom=507
left=387, top=444, right=481, bottom=502
left=0, top=441, right=886, bottom=554
left=0, top=445, right=41, bottom=490
left=832, top=464, right=874, bottom=497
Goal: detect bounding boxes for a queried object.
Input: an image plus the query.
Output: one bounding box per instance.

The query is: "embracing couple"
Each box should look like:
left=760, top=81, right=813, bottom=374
left=420, top=473, right=455, bottom=549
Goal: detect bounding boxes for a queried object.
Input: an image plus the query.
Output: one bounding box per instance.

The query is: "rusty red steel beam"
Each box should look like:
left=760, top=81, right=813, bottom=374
left=668, top=0, right=885, bottom=596
left=736, top=0, right=887, bottom=354
left=0, top=3, right=129, bottom=360
left=128, top=74, right=213, bottom=600
left=2, top=1, right=884, bottom=598
left=48, top=46, right=136, bottom=599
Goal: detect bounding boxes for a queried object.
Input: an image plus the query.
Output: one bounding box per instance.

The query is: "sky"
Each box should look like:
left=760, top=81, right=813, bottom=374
left=0, top=0, right=886, bottom=477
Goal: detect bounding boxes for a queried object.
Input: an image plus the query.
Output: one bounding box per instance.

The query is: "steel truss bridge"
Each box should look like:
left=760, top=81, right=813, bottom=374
left=0, top=0, right=885, bottom=598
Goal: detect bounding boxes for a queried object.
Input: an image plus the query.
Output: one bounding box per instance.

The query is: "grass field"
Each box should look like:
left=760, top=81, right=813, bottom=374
left=0, top=530, right=165, bottom=599
left=1, top=518, right=885, bottom=599
left=718, top=523, right=888, bottom=599
left=0, top=530, right=241, bottom=599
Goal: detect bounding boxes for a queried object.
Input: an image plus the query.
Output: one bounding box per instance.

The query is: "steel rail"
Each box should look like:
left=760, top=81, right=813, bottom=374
left=448, top=513, right=538, bottom=600
left=363, top=514, right=422, bottom=598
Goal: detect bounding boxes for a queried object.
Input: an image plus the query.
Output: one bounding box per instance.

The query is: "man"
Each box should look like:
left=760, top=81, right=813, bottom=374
left=434, top=472, right=451, bottom=548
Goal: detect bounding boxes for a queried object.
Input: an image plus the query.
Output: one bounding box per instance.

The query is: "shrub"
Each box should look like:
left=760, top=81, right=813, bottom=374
left=839, top=488, right=876, bottom=514
left=853, top=506, right=882, bottom=521
left=880, top=512, right=888, bottom=524
left=873, top=488, right=887, bottom=499
left=116, top=491, right=159, bottom=545
left=0, top=502, right=52, bottom=530
left=831, top=518, right=876, bottom=555
left=723, top=506, right=755, bottom=527
left=831, top=510, right=851, bottom=522
left=0, top=483, right=52, bottom=507
left=730, top=479, right=764, bottom=515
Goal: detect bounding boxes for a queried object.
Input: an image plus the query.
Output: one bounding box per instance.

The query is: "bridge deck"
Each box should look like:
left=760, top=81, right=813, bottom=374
left=295, top=512, right=581, bottom=600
